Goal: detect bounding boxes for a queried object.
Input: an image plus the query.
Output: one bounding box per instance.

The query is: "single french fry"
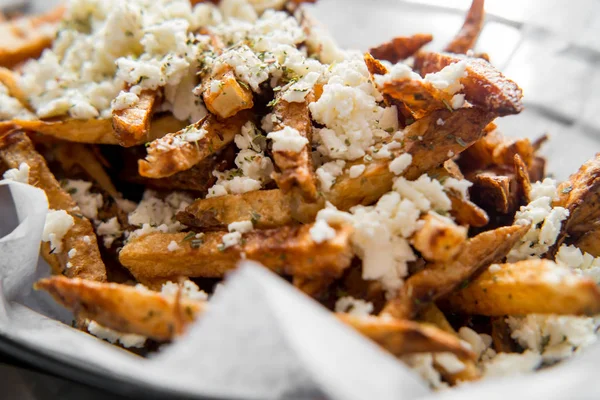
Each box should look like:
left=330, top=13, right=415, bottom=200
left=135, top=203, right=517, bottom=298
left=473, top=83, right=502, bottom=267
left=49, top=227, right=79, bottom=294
left=382, top=224, right=529, bottom=319
left=119, top=223, right=354, bottom=280
left=324, top=107, right=494, bottom=211
left=370, top=33, right=433, bottom=63
left=575, top=227, right=600, bottom=258
left=412, top=213, right=468, bottom=262
left=459, top=129, right=534, bottom=172
left=447, top=191, right=489, bottom=227
left=293, top=275, right=335, bottom=300
left=0, top=67, right=30, bottom=108
left=0, top=131, right=106, bottom=281
left=202, top=68, right=253, bottom=119
left=364, top=52, right=388, bottom=76
left=139, top=111, right=250, bottom=178
left=337, top=314, right=475, bottom=360
left=514, top=153, right=532, bottom=204
left=469, top=169, right=515, bottom=214
left=8, top=118, right=120, bottom=144
left=414, top=52, right=523, bottom=116
left=0, top=6, right=64, bottom=68
left=112, top=89, right=158, bottom=147
left=379, top=78, right=452, bottom=119
left=418, top=304, right=482, bottom=383
left=35, top=276, right=205, bottom=341
left=444, top=0, right=485, bottom=54
left=443, top=260, right=600, bottom=316
left=270, top=96, right=318, bottom=202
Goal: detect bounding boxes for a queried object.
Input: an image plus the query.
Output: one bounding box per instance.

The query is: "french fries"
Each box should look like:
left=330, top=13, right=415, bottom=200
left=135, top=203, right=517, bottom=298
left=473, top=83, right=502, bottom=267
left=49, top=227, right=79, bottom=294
left=370, top=34, right=433, bottom=63
left=382, top=224, right=529, bottom=319
left=443, top=260, right=600, bottom=316
left=119, top=223, right=354, bottom=280
left=412, top=213, right=468, bottom=262
left=35, top=276, right=205, bottom=341
left=139, top=111, right=250, bottom=178
left=444, top=0, right=485, bottom=54
left=0, top=131, right=106, bottom=282
left=112, top=89, right=158, bottom=147
left=202, top=68, right=253, bottom=119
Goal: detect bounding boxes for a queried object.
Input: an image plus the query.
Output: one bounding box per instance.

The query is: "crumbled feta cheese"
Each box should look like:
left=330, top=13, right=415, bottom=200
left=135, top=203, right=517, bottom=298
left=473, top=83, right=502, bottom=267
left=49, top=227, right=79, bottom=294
left=62, top=180, right=103, bottom=220
left=450, top=93, right=465, bottom=109
left=267, top=126, right=309, bottom=153
left=334, top=296, right=374, bottom=316
left=483, top=350, right=542, bottom=377
left=402, top=354, right=446, bottom=389
left=389, top=153, right=412, bottom=175
left=304, top=19, right=346, bottom=64
left=82, top=235, right=91, bottom=244
left=228, top=220, right=254, bottom=234
left=374, top=63, right=421, bottom=87
left=434, top=353, right=465, bottom=374
left=0, top=83, right=35, bottom=120
left=393, top=175, right=452, bottom=213
left=458, top=327, right=493, bottom=360
left=167, top=240, right=180, bottom=251
left=436, top=118, right=445, bottom=126
left=423, top=60, right=467, bottom=95
left=316, top=160, right=346, bottom=192
left=348, top=164, right=366, bottom=179
left=87, top=320, right=146, bottom=348
left=42, top=210, right=74, bottom=253
left=128, top=190, right=192, bottom=239
left=309, top=219, right=336, bottom=244
left=161, top=280, right=208, bottom=301
left=111, top=90, right=139, bottom=111
left=488, top=264, right=502, bottom=273
left=530, top=178, right=559, bottom=201
left=443, top=177, right=472, bottom=199
left=221, top=231, right=242, bottom=249
left=68, top=248, right=77, bottom=258
left=66, top=262, right=73, bottom=269
left=2, top=162, right=29, bottom=183
left=281, top=71, right=320, bottom=103
left=96, top=217, right=122, bottom=247
left=556, top=245, right=600, bottom=283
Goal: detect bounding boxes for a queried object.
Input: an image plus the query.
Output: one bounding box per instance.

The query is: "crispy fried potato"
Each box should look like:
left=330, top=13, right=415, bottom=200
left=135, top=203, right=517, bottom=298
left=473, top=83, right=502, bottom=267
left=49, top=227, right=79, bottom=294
left=414, top=53, right=523, bottom=116
left=443, top=260, right=600, bottom=316
left=324, top=107, right=494, bottom=211
left=370, top=33, right=433, bottom=63
left=0, top=6, right=64, bottom=68
left=35, top=276, right=205, bottom=341
left=444, top=0, right=485, bottom=54
left=119, top=223, right=354, bottom=280
left=379, top=78, right=452, bottom=119
left=418, top=304, right=482, bottom=383
left=139, top=111, right=250, bottom=178
left=459, top=129, right=534, bottom=171
left=177, top=189, right=295, bottom=230
left=338, top=314, right=475, bottom=360
left=293, top=275, right=335, bottom=299
left=202, top=68, right=253, bottom=119
left=382, top=224, right=529, bottom=319
left=6, top=118, right=120, bottom=144
left=112, top=89, right=158, bottom=147
left=470, top=169, right=516, bottom=214
left=412, top=213, right=468, bottom=262
left=575, top=227, right=600, bottom=258
left=490, top=317, right=517, bottom=353
left=0, top=67, right=29, bottom=107
left=0, top=131, right=106, bottom=281
left=514, top=153, right=531, bottom=204
left=270, top=97, right=318, bottom=202
left=364, top=52, right=388, bottom=76
left=447, top=191, right=489, bottom=227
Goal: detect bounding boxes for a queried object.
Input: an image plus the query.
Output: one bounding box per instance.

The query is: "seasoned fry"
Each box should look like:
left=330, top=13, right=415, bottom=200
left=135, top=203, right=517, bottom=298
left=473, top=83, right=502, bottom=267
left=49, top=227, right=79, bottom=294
left=412, top=213, right=468, bottom=262
left=0, top=67, right=29, bottom=107
left=414, top=53, right=524, bottom=116
left=6, top=118, right=120, bottom=144
left=379, top=78, right=451, bottom=119
left=0, top=6, right=64, bottom=68
left=575, top=228, right=600, bottom=258
left=514, top=153, right=532, bottom=204
left=325, top=107, right=494, bottom=211
left=470, top=169, right=515, bottom=214
left=139, top=111, right=250, bottom=178
left=35, top=276, right=205, bottom=341
left=338, top=314, right=475, bottom=360
left=459, top=129, right=534, bottom=171
left=112, top=89, right=158, bottom=147
left=293, top=275, right=335, bottom=299
left=443, top=260, right=600, bottom=316
left=202, top=68, right=253, bottom=119
left=382, top=224, right=529, bottom=319
left=444, top=0, right=485, bottom=54
left=119, top=223, right=354, bottom=280
left=370, top=33, right=433, bottom=63
left=447, top=191, right=489, bottom=227
left=270, top=97, right=318, bottom=202
left=0, top=131, right=106, bottom=281
left=418, top=304, right=482, bottom=383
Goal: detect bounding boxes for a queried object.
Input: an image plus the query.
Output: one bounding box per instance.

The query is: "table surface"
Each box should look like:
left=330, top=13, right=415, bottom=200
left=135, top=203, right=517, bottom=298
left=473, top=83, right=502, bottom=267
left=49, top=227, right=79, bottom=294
left=2, top=0, right=600, bottom=398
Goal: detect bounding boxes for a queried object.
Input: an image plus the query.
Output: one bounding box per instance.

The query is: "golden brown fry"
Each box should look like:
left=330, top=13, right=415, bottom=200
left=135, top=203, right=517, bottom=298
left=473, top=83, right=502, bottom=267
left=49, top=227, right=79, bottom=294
left=364, top=52, right=388, bottom=76
left=575, top=228, right=600, bottom=258
left=324, top=107, right=494, bottom=211
left=370, top=33, right=433, bottom=63
left=293, top=275, right=334, bottom=300
left=119, top=223, right=354, bottom=280
left=444, top=260, right=600, bottom=316
left=444, top=0, right=485, bottom=54
left=0, top=6, right=64, bottom=68
left=514, top=153, right=532, bottom=204
left=270, top=97, right=318, bottom=202
left=139, top=111, right=250, bottom=178
left=177, top=189, right=295, bottom=230
left=112, top=89, right=158, bottom=147
left=490, top=317, right=517, bottom=353
left=414, top=52, right=523, bottom=116
left=337, top=314, right=475, bottom=360
left=412, top=213, right=468, bottom=262
left=0, top=131, right=106, bottom=281
left=0, top=67, right=29, bottom=107
left=447, top=191, right=489, bottom=227
left=35, top=276, right=205, bottom=341
left=459, top=129, right=534, bottom=171
left=418, top=304, right=481, bottom=383
left=382, top=224, right=528, bottom=319
left=7, top=118, right=120, bottom=144
left=470, top=169, right=515, bottom=214
left=202, top=68, right=253, bottom=119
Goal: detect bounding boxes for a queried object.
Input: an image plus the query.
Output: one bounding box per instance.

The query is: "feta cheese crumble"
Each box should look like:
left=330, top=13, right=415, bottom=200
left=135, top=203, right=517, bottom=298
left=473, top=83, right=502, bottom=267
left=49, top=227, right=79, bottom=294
left=42, top=210, right=75, bottom=253
left=167, top=240, right=180, bottom=251
left=62, top=180, right=103, bottom=220
left=161, top=279, right=208, bottom=301
left=389, top=153, right=412, bottom=175
left=334, top=296, right=374, bottom=316
left=128, top=190, right=192, bottom=240
left=87, top=320, right=146, bottom=348
left=267, top=125, right=309, bottom=153
left=96, top=217, right=122, bottom=247
left=309, top=219, right=336, bottom=244
left=2, top=162, right=30, bottom=183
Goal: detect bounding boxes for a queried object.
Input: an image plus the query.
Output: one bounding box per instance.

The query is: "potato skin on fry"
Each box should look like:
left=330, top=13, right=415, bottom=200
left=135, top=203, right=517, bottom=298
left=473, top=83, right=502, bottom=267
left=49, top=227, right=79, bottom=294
left=383, top=224, right=529, bottom=319
left=112, top=89, right=157, bottom=147
left=370, top=33, right=433, bottom=63
left=412, top=213, right=467, bottom=262
left=35, top=277, right=205, bottom=341
left=414, top=52, right=523, bottom=116
left=444, top=0, right=485, bottom=54
left=6, top=118, right=120, bottom=144
left=443, top=260, right=600, bottom=316
left=119, top=223, right=354, bottom=280
left=0, top=131, right=107, bottom=282
left=202, top=69, right=253, bottom=119
left=338, top=314, right=475, bottom=360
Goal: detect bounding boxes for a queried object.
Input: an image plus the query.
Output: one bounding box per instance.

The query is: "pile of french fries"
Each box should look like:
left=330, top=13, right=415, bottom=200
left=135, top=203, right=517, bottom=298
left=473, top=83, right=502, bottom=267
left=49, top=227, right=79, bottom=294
left=1, top=0, right=600, bottom=389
